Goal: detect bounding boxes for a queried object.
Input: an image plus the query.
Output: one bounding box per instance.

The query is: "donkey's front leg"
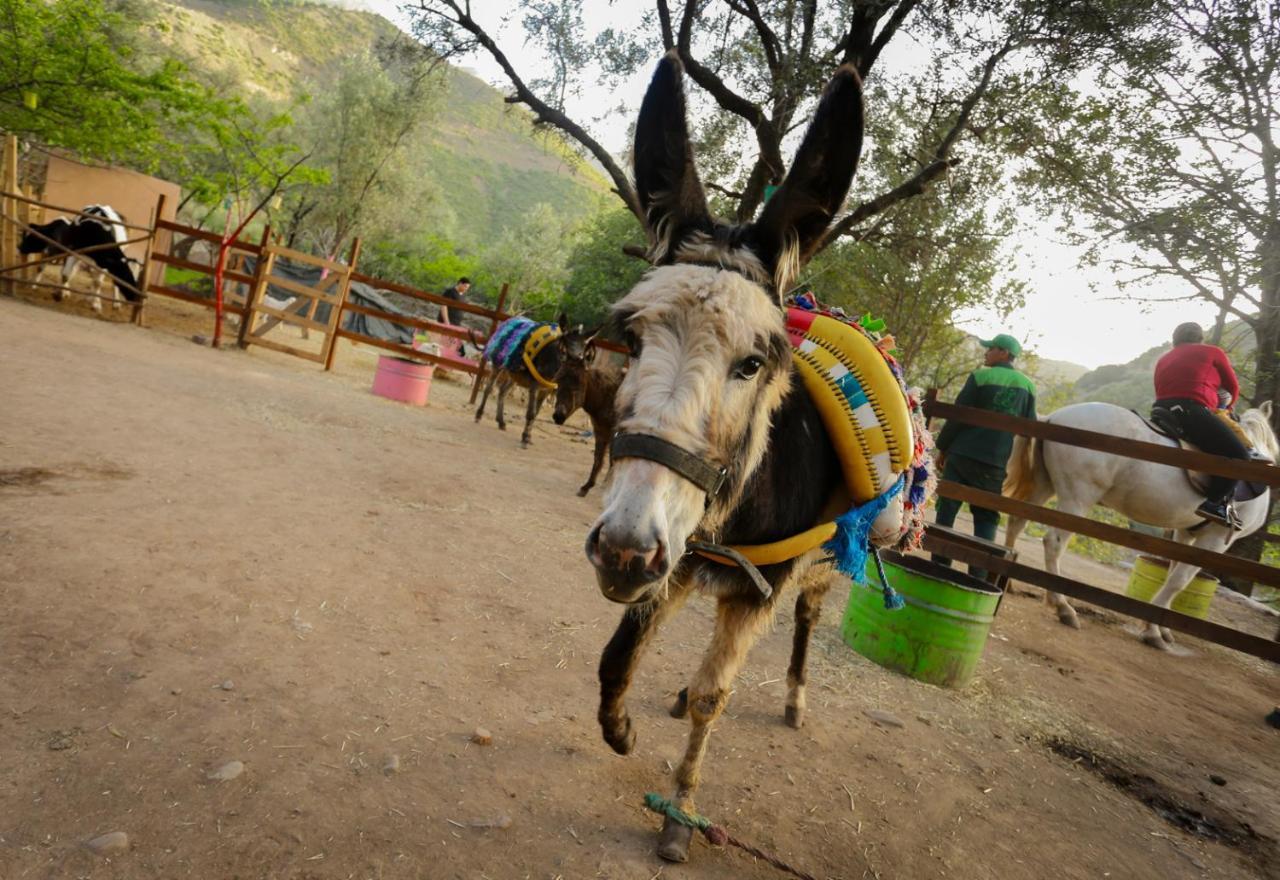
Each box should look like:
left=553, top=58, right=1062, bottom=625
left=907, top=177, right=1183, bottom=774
left=598, top=586, right=690, bottom=755
left=660, top=596, right=773, bottom=863
left=521, top=389, right=547, bottom=447
left=579, top=418, right=610, bottom=496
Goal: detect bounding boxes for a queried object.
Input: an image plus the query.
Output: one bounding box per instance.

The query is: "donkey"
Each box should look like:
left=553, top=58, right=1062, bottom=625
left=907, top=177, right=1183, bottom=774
left=552, top=334, right=624, bottom=497
left=474, top=312, right=567, bottom=447
left=586, top=55, right=898, bottom=863
left=19, top=205, right=138, bottom=313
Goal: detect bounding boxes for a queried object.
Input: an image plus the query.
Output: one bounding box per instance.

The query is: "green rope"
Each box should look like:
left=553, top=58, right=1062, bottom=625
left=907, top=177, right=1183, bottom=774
left=643, top=793, right=711, bottom=831
left=642, top=793, right=818, bottom=880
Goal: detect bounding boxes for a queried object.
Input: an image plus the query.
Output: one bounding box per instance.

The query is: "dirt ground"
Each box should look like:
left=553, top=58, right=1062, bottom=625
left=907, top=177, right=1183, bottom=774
left=1, top=293, right=1278, bottom=880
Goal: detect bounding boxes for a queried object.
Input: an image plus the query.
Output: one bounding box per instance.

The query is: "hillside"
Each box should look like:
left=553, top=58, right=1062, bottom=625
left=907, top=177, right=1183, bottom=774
left=143, top=0, right=609, bottom=245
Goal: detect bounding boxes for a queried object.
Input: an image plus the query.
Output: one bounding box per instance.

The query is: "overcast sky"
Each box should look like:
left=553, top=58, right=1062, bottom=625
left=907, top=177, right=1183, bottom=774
left=374, top=1, right=1224, bottom=370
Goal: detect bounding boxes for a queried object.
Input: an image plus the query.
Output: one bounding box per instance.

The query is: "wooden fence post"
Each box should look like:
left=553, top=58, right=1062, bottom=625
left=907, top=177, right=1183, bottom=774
left=238, top=231, right=275, bottom=349
left=1, top=134, right=17, bottom=298
left=469, top=282, right=509, bottom=404
left=323, top=237, right=361, bottom=372
left=134, top=193, right=166, bottom=327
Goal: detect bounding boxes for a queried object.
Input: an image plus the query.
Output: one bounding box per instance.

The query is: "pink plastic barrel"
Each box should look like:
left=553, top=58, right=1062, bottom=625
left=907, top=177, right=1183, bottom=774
left=371, top=355, right=433, bottom=406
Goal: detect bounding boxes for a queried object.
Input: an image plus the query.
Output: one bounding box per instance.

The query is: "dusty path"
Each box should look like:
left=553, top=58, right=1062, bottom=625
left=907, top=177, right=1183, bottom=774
left=1, top=295, right=1277, bottom=880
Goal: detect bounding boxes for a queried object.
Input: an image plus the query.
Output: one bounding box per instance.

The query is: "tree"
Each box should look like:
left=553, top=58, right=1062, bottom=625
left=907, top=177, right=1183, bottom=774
left=481, top=202, right=579, bottom=318
left=408, top=1, right=1139, bottom=260
left=801, top=67, right=1025, bottom=382
left=562, top=207, right=650, bottom=324
left=1015, top=0, right=1280, bottom=421
left=276, top=44, right=446, bottom=258
left=0, top=0, right=222, bottom=168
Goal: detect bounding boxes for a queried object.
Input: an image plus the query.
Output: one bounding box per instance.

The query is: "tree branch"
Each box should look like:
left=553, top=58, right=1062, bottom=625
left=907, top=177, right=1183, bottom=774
left=416, top=1, right=642, bottom=221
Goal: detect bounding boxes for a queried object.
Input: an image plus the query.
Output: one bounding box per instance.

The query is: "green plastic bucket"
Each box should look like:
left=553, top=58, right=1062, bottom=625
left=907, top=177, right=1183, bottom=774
left=1124, top=555, right=1218, bottom=620
left=840, top=551, right=1002, bottom=688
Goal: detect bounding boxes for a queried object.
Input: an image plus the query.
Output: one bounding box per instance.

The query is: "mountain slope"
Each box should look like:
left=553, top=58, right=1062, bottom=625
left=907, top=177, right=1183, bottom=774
left=145, top=0, right=609, bottom=245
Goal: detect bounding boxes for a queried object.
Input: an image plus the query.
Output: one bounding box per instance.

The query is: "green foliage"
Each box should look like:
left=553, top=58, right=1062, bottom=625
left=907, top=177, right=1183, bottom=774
left=275, top=48, right=446, bottom=256
left=802, top=72, right=1026, bottom=393
left=561, top=208, right=648, bottom=325
left=1023, top=503, right=1134, bottom=566
left=359, top=236, right=482, bottom=299
left=479, top=203, right=579, bottom=319
left=0, top=0, right=225, bottom=168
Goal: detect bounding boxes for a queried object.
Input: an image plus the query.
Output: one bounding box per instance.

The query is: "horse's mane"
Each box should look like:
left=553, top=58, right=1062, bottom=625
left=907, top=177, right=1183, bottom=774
left=1240, top=407, right=1279, bottom=460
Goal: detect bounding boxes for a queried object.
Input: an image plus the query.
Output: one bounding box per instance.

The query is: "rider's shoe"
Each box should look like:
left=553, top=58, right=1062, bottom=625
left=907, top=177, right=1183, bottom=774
left=1192, top=498, right=1233, bottom=526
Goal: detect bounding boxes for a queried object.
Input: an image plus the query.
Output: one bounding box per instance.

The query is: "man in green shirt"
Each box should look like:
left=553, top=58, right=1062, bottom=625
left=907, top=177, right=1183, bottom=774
left=932, top=334, right=1037, bottom=578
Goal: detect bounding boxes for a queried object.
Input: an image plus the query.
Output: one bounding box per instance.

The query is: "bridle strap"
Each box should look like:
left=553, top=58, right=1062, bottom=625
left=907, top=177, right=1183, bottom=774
left=610, top=433, right=728, bottom=498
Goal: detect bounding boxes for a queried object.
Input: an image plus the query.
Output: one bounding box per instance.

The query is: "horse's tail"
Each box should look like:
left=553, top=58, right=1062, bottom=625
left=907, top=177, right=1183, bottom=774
left=1003, top=432, right=1045, bottom=501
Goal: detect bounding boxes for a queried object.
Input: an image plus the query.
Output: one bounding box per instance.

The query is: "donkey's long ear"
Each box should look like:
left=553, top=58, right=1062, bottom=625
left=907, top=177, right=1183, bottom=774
left=634, top=51, right=713, bottom=262
left=748, top=66, right=864, bottom=291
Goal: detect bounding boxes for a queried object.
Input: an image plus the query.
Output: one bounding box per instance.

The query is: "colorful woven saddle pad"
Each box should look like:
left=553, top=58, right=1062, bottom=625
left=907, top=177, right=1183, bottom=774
left=483, top=316, right=561, bottom=387
left=786, top=308, right=914, bottom=503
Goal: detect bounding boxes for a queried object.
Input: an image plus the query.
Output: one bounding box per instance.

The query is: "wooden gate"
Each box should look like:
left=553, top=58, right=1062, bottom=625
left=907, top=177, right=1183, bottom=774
left=239, top=240, right=360, bottom=369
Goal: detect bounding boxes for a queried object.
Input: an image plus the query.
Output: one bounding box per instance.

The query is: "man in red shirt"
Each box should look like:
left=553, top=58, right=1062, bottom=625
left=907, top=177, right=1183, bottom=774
left=1152, top=322, right=1248, bottom=525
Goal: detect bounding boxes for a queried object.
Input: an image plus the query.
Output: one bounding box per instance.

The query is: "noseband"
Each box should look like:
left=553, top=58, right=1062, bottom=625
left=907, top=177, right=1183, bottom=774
left=609, top=432, right=728, bottom=499
left=609, top=431, right=776, bottom=599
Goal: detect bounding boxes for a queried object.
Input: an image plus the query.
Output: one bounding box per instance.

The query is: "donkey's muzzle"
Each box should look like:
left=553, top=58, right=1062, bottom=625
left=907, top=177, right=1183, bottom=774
left=586, top=523, right=668, bottom=603
left=553, top=409, right=568, bottom=425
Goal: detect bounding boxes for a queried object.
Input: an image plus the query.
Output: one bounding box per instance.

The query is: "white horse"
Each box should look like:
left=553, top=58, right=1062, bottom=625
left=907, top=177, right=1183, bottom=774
left=1002, top=400, right=1277, bottom=648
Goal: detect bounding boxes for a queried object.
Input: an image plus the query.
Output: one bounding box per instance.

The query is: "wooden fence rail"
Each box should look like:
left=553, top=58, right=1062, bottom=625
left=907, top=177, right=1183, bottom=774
left=923, top=391, right=1280, bottom=662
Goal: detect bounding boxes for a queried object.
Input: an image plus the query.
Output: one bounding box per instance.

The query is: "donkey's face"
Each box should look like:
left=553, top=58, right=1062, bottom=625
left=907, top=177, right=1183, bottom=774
left=553, top=324, right=597, bottom=424
left=586, top=53, right=864, bottom=603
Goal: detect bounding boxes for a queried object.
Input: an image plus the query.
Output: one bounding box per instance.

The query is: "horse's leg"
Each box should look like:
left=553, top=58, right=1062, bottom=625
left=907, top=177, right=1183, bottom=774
left=598, top=584, right=692, bottom=754
left=579, top=418, right=609, bottom=497
left=90, top=267, right=106, bottom=313
left=1041, top=522, right=1079, bottom=628
left=474, top=368, right=499, bottom=423
left=521, top=388, right=546, bottom=447
left=1142, top=526, right=1231, bottom=649
left=785, top=570, right=832, bottom=729
left=56, top=256, right=77, bottom=302
left=660, top=595, right=774, bottom=863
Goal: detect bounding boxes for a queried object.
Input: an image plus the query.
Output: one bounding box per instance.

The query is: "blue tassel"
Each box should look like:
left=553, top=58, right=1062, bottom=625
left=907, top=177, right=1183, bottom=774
left=823, top=477, right=906, bottom=613
left=871, top=547, right=905, bottom=610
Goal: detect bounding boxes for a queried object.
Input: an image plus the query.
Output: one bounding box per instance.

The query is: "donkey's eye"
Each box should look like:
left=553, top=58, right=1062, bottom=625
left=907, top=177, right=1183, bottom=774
left=624, top=329, right=643, bottom=359
left=733, top=356, right=765, bottom=380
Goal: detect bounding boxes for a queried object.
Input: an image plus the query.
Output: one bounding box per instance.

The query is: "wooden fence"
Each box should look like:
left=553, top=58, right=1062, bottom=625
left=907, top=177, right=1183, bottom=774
left=923, top=393, right=1280, bottom=662
left=0, top=186, right=527, bottom=380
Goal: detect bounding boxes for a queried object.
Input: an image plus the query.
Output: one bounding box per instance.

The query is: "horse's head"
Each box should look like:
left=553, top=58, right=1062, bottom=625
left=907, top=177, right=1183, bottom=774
left=586, top=53, right=864, bottom=603
left=1240, top=401, right=1279, bottom=461
left=553, top=323, right=599, bottom=425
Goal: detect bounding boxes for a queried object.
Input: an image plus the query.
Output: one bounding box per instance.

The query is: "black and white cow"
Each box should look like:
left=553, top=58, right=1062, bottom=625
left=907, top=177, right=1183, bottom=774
left=19, top=205, right=138, bottom=313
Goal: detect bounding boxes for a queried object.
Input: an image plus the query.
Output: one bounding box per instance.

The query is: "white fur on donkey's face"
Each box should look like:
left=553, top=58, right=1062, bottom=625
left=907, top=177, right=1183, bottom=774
left=591, top=264, right=791, bottom=597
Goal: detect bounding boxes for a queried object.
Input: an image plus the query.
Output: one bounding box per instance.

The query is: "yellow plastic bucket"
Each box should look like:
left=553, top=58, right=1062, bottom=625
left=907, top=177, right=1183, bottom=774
left=1124, top=555, right=1218, bottom=620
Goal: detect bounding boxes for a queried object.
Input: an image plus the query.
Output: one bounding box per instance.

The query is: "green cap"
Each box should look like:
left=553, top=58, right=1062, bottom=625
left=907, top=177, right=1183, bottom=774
left=979, top=333, right=1022, bottom=357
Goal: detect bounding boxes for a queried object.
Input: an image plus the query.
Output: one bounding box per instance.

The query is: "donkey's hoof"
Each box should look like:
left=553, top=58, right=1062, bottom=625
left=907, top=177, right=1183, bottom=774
left=785, top=704, right=805, bottom=729
left=1056, top=606, right=1080, bottom=629
left=577, top=485, right=592, bottom=497
left=657, top=816, right=693, bottom=863
left=602, top=717, right=636, bottom=755
left=497, top=422, right=507, bottom=431
left=521, top=439, right=532, bottom=448
left=670, top=687, right=689, bottom=719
